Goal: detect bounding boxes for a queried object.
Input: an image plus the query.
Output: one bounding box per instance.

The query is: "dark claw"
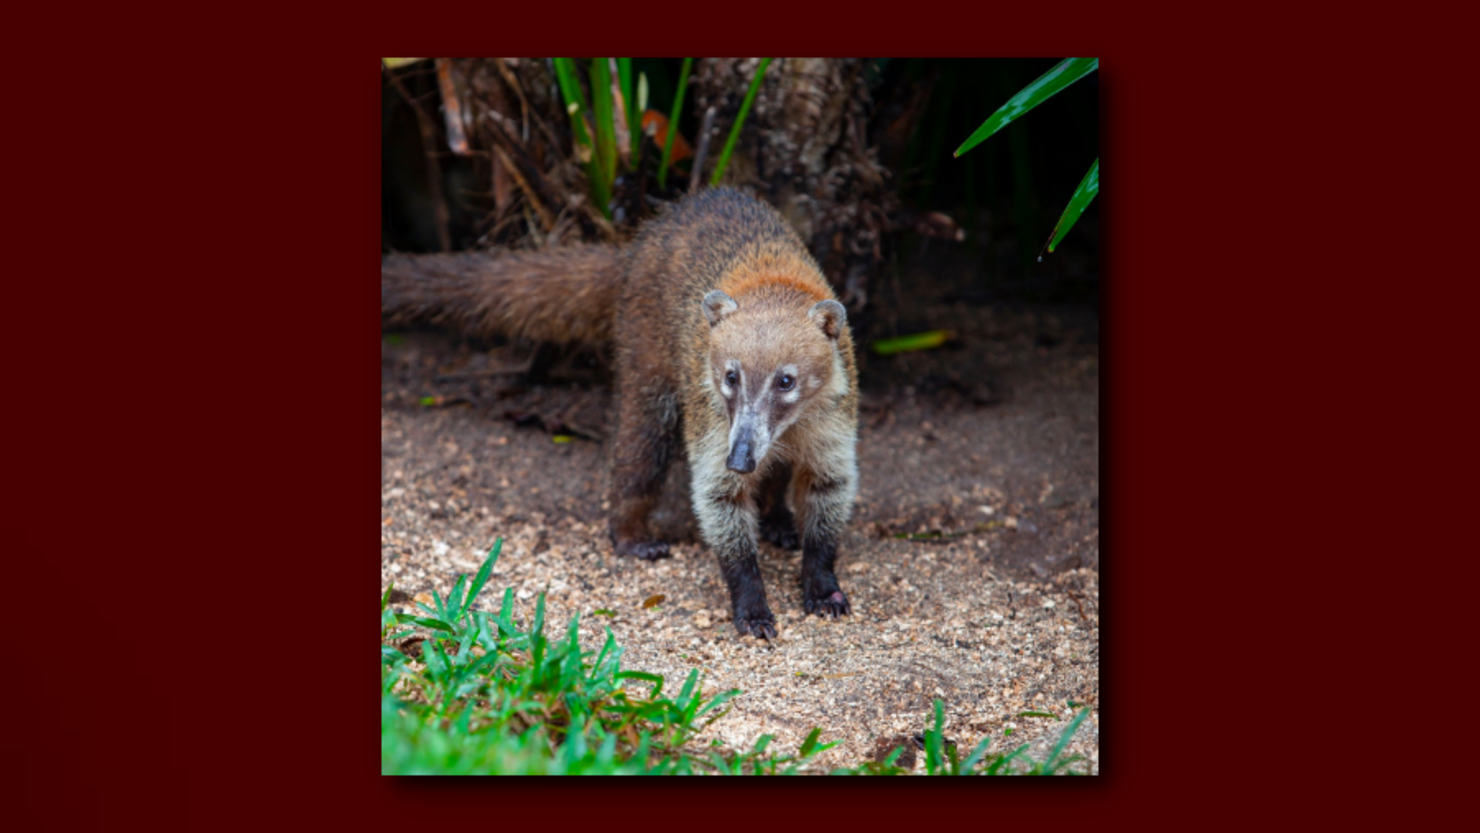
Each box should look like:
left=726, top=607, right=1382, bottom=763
left=615, top=540, right=671, bottom=561
left=734, top=611, right=777, bottom=640
left=804, top=589, right=851, bottom=618
left=761, top=522, right=801, bottom=551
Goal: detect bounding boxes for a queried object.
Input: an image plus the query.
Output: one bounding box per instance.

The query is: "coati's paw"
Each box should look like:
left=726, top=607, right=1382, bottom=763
left=760, top=516, right=801, bottom=550
left=804, top=589, right=851, bottom=618
left=615, top=540, right=671, bottom=561
left=732, top=606, right=778, bottom=640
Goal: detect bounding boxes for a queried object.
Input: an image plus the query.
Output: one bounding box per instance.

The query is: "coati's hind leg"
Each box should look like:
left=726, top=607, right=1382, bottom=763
left=608, top=380, right=680, bottom=561
left=757, top=462, right=800, bottom=550
left=792, top=460, right=858, bottom=618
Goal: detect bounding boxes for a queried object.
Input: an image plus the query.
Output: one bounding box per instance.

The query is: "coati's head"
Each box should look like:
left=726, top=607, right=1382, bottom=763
left=702, top=287, right=848, bottom=474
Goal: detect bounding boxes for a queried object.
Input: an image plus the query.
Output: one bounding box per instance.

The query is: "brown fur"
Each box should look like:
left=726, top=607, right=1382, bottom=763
left=383, top=188, right=860, bottom=638
left=382, top=245, right=619, bottom=344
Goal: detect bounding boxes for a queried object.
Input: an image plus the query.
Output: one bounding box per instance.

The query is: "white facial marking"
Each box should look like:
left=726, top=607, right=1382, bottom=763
left=720, top=359, right=740, bottom=398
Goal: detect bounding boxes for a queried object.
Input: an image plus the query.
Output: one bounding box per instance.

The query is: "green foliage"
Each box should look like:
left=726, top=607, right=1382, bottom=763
left=658, top=58, right=693, bottom=189
left=382, top=538, right=839, bottom=774
left=710, top=58, right=772, bottom=187
left=826, top=699, right=1092, bottom=776
left=870, top=330, right=950, bottom=355
left=382, top=540, right=1093, bottom=775
left=552, top=58, right=660, bottom=219
left=552, top=58, right=608, bottom=217
left=955, top=58, right=1099, bottom=254
left=1047, top=159, right=1097, bottom=254
left=953, top=58, right=1098, bottom=158
left=589, top=58, right=619, bottom=206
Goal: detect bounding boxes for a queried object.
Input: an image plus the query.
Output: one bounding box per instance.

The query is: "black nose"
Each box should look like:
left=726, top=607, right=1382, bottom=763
left=726, top=439, right=756, bottom=473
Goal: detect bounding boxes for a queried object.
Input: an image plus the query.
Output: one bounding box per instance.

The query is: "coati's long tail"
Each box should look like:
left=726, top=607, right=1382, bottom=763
left=381, top=245, right=622, bottom=344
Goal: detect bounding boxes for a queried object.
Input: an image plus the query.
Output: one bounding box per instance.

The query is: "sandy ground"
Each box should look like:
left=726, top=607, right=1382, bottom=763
left=380, top=266, right=1099, bottom=773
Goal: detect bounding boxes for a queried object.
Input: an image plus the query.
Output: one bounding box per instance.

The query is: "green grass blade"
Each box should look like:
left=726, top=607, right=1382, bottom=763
left=554, top=58, right=608, bottom=217
left=497, top=586, right=514, bottom=636
left=694, top=688, right=739, bottom=719
left=984, top=743, right=1030, bottom=775
left=1039, top=707, right=1091, bottom=774
left=959, top=734, right=995, bottom=774
left=677, top=667, right=699, bottom=704
left=659, top=57, right=693, bottom=188
left=923, top=699, right=945, bottom=774
left=615, top=669, right=664, bottom=698
left=798, top=727, right=823, bottom=757
left=530, top=592, right=547, bottom=667
left=446, top=574, right=467, bottom=624
left=1046, top=158, right=1098, bottom=254
left=954, top=58, right=1098, bottom=158
left=464, top=539, right=501, bottom=616
left=381, top=582, right=394, bottom=613
left=589, top=58, right=617, bottom=214
left=395, top=613, right=455, bottom=633
left=552, top=58, right=593, bottom=150
left=870, top=329, right=950, bottom=355
left=710, top=57, right=772, bottom=187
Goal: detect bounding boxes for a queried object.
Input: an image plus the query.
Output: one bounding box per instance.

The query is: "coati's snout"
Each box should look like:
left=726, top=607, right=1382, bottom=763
left=725, top=419, right=760, bottom=473
left=703, top=290, right=849, bottom=476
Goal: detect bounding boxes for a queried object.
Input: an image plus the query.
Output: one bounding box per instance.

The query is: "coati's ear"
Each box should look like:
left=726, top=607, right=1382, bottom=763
left=808, top=299, right=847, bottom=341
left=702, top=290, right=738, bottom=326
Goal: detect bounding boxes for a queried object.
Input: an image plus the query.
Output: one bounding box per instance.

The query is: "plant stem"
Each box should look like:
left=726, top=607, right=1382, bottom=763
left=659, top=57, right=693, bottom=189
left=710, top=57, right=772, bottom=187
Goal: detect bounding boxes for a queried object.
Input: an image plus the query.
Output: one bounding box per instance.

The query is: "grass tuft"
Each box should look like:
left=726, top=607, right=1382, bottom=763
left=382, top=539, right=1092, bottom=774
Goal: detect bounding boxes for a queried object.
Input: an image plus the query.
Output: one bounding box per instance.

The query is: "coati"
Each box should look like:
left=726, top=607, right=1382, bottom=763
left=383, top=187, right=858, bottom=639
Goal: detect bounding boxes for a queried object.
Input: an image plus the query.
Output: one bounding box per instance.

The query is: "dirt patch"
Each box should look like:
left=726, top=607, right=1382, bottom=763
left=380, top=256, right=1099, bottom=772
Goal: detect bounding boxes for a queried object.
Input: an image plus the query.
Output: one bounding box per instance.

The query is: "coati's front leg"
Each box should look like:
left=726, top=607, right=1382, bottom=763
left=793, top=458, right=858, bottom=617
left=690, top=450, right=775, bottom=638
left=608, top=378, right=680, bottom=561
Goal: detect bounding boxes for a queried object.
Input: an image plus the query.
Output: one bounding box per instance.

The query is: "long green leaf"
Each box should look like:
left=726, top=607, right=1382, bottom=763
left=463, top=538, right=501, bottom=617
left=711, top=57, right=772, bottom=187
left=553, top=58, right=608, bottom=216
left=1046, top=158, right=1098, bottom=254
left=659, top=57, right=693, bottom=188
left=959, top=733, right=995, bottom=774
left=1039, top=707, right=1092, bottom=773
left=395, top=613, right=454, bottom=633
left=589, top=58, right=618, bottom=215
left=446, top=574, right=467, bottom=624
left=954, top=58, right=1098, bottom=158
left=552, top=58, right=592, bottom=150
left=616, top=58, right=638, bottom=161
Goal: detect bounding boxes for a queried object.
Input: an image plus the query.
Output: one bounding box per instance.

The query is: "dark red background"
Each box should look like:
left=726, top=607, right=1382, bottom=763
left=21, top=0, right=1442, bottom=821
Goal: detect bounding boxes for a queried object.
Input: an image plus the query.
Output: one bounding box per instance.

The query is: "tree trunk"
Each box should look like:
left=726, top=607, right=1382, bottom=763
left=387, top=58, right=944, bottom=310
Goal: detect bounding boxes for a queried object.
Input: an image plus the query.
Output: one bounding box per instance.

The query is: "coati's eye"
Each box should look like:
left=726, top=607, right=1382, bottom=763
left=725, top=370, right=739, bottom=387
left=777, top=374, right=795, bottom=391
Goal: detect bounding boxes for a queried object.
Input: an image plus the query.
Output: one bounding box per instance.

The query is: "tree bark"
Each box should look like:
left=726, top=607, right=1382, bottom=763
left=395, top=58, right=943, bottom=309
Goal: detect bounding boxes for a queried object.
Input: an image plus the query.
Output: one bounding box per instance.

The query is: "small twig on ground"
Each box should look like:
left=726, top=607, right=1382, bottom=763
left=689, top=106, right=718, bottom=194
left=492, top=58, right=562, bottom=150
left=435, top=58, right=470, bottom=156
left=491, top=144, right=556, bottom=232
left=1066, top=589, right=1087, bottom=622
